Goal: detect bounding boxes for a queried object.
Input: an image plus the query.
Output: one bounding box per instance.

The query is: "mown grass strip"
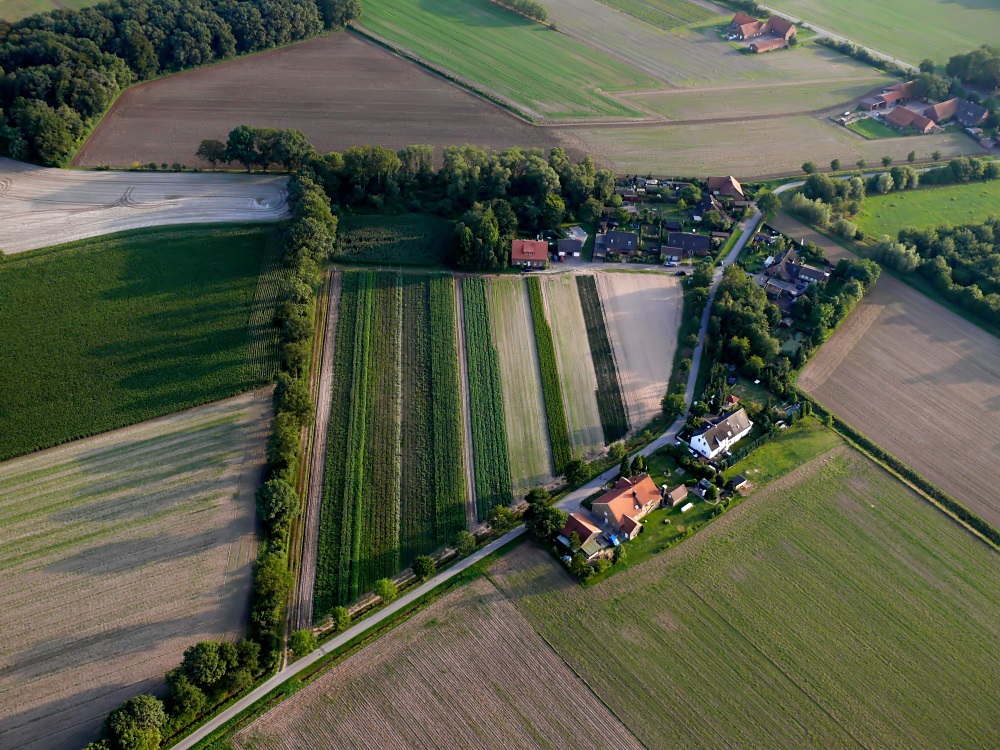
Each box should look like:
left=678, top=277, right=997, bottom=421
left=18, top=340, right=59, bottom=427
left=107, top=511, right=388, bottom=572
left=526, top=277, right=572, bottom=474
left=575, top=276, right=629, bottom=443
left=462, top=277, right=513, bottom=518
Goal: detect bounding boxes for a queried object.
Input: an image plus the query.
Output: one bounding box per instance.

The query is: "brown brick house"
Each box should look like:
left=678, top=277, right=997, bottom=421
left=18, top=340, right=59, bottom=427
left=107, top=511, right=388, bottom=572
left=511, top=239, right=548, bottom=268
left=592, top=474, right=662, bottom=540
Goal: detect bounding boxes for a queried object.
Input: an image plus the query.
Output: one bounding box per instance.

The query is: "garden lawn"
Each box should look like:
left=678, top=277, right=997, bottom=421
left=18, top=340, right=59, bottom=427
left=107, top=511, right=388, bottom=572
left=846, top=117, right=901, bottom=140
left=857, top=180, right=1000, bottom=239
left=358, top=0, right=655, bottom=119
left=0, top=224, right=281, bottom=462
left=486, top=277, right=555, bottom=494
left=722, top=416, right=841, bottom=488
left=761, top=0, right=1000, bottom=64
left=490, top=445, right=1000, bottom=749
left=334, top=214, right=454, bottom=266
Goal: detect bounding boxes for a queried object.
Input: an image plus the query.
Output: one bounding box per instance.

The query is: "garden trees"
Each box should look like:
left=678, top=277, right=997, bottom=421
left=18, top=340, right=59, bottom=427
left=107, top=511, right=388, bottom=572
left=526, top=505, right=568, bottom=539
left=563, top=457, right=590, bottom=486
left=413, top=555, right=436, bottom=579
left=374, top=578, right=398, bottom=602
left=487, top=504, right=518, bottom=534
left=679, top=183, right=702, bottom=204
left=756, top=190, right=780, bottom=216
left=105, top=695, right=166, bottom=750
left=801, top=161, right=818, bottom=174
left=196, top=139, right=227, bottom=168
left=454, top=530, right=477, bottom=556
left=630, top=453, right=648, bottom=475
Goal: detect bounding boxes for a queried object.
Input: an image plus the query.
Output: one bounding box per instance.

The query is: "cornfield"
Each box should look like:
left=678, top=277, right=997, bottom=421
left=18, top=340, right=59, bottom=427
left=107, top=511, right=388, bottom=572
left=575, top=275, right=629, bottom=442
left=526, top=277, right=571, bottom=473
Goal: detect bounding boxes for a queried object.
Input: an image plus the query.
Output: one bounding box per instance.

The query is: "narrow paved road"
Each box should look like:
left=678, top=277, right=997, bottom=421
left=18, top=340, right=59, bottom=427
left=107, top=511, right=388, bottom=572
left=171, top=210, right=761, bottom=747
left=171, top=525, right=527, bottom=749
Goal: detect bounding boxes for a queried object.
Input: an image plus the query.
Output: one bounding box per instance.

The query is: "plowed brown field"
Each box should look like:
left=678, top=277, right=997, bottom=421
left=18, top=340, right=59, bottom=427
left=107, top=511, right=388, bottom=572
left=73, top=33, right=569, bottom=169
left=233, top=576, right=643, bottom=750
left=0, top=391, right=270, bottom=750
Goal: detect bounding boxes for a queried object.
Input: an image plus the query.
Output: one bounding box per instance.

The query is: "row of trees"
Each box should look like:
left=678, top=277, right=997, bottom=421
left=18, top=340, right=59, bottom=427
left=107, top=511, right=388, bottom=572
left=86, top=173, right=336, bottom=750
left=0, top=0, right=359, bottom=165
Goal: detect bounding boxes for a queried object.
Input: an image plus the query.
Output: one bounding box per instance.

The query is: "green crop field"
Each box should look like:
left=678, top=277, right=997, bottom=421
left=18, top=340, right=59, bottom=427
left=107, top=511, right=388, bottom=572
left=0, top=224, right=282, bottom=463
left=314, top=271, right=465, bottom=613
left=762, top=0, right=1000, bottom=64
left=592, top=0, right=714, bottom=31
left=334, top=214, right=454, bottom=266
left=526, top=278, right=571, bottom=474
left=358, top=0, right=656, bottom=119
left=858, top=181, right=1000, bottom=238
left=491, top=446, right=1000, bottom=749
left=0, top=0, right=94, bottom=21
left=576, top=275, right=629, bottom=442
left=462, top=277, right=513, bottom=518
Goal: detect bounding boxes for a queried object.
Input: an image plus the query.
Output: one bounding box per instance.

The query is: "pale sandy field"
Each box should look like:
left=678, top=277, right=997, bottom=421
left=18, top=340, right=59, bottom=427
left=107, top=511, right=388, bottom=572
left=0, top=391, right=271, bottom=750
left=0, top=158, right=288, bottom=254
left=233, top=577, right=644, bottom=750
left=596, top=271, right=682, bottom=430
left=543, top=274, right=606, bottom=457
left=486, top=277, right=555, bottom=493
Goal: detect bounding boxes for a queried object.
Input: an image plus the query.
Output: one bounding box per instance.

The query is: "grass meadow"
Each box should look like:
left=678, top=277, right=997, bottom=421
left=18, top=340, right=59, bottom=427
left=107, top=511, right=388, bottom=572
left=858, top=180, right=1000, bottom=238
left=490, top=445, right=1000, bottom=749
left=0, top=224, right=282, bottom=462
left=0, top=0, right=93, bottom=21
left=761, top=0, right=1000, bottom=64
left=358, top=0, right=656, bottom=118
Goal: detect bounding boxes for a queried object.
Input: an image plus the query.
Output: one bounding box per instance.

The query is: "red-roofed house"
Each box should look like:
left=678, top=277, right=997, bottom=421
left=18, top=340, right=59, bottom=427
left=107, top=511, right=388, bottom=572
left=884, top=106, right=940, bottom=134
left=750, top=38, right=788, bottom=53
left=859, top=81, right=915, bottom=111
left=591, top=474, right=663, bottom=540
left=557, top=513, right=606, bottom=559
left=511, top=239, right=548, bottom=268
left=707, top=175, right=745, bottom=200
left=763, top=16, right=797, bottom=40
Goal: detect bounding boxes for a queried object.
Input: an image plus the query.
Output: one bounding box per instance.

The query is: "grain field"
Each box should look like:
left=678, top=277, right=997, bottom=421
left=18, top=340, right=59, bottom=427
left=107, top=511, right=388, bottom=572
left=0, top=391, right=271, bottom=750
left=233, top=577, right=644, bottom=750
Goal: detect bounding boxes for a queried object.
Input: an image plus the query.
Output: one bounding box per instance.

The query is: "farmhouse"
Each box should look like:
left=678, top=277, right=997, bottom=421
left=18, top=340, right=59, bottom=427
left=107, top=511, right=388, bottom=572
left=665, top=231, right=712, bottom=257
left=707, top=175, right=745, bottom=200
left=884, top=106, right=940, bottom=134
left=592, top=474, right=663, bottom=540
left=606, top=230, right=640, bottom=254
left=664, top=483, right=688, bottom=507
left=922, top=98, right=989, bottom=127
left=728, top=12, right=797, bottom=41
left=557, top=513, right=606, bottom=560
left=859, top=81, right=915, bottom=111
left=511, top=239, right=549, bottom=268
left=691, top=408, right=754, bottom=459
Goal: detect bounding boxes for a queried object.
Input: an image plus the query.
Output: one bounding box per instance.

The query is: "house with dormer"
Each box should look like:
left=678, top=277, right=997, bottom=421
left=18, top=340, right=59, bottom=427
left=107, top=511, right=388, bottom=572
left=691, top=408, right=754, bottom=459
left=591, top=474, right=662, bottom=540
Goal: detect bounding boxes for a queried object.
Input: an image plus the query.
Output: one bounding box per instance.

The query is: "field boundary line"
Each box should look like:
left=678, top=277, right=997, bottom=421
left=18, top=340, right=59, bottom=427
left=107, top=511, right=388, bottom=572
left=487, top=569, right=651, bottom=750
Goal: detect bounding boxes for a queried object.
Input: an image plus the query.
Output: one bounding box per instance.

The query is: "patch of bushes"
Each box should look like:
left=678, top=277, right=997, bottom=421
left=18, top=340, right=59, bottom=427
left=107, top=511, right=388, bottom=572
left=489, top=0, right=548, bottom=22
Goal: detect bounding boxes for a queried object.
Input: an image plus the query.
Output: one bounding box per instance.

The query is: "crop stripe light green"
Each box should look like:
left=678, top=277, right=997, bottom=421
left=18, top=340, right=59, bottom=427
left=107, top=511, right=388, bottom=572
left=462, top=277, right=513, bottom=519
left=526, top=277, right=572, bottom=474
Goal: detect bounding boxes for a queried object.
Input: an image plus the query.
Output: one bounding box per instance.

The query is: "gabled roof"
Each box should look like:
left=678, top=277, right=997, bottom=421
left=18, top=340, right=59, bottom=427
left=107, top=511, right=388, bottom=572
left=593, top=474, right=662, bottom=528
left=665, top=232, right=711, bottom=253
left=694, top=409, right=753, bottom=451
left=750, top=38, right=788, bottom=53
left=956, top=99, right=989, bottom=126
left=561, top=512, right=601, bottom=544
left=558, top=237, right=583, bottom=253
left=665, top=484, right=688, bottom=504
left=736, top=21, right=764, bottom=37
left=923, top=98, right=959, bottom=123
left=730, top=11, right=757, bottom=26
left=885, top=106, right=936, bottom=133
left=606, top=230, right=639, bottom=252
left=764, top=16, right=796, bottom=37
left=511, top=239, right=548, bottom=262
left=707, top=175, right=745, bottom=199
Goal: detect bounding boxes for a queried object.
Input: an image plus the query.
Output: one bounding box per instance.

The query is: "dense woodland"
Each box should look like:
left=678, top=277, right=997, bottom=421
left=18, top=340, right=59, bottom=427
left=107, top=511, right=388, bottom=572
left=0, top=0, right=359, bottom=165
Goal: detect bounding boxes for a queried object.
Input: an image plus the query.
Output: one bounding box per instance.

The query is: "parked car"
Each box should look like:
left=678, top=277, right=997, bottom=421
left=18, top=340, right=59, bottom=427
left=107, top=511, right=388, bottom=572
left=663, top=261, right=678, bottom=267
left=674, top=270, right=688, bottom=276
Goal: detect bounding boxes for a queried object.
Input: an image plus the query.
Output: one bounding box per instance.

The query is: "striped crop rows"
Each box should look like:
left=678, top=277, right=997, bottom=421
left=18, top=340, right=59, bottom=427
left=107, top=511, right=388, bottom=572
left=576, top=276, right=629, bottom=443
left=462, top=277, right=513, bottom=519
left=315, top=271, right=466, bottom=614
left=526, top=277, right=571, bottom=474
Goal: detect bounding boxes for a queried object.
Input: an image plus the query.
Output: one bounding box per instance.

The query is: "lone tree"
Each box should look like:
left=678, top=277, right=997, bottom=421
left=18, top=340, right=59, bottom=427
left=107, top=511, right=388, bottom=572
left=413, top=555, right=435, bottom=580
left=332, top=605, right=351, bottom=632
left=487, top=504, right=517, bottom=534
left=756, top=190, right=780, bottom=216
left=830, top=158, right=841, bottom=171
left=932, top=150, right=942, bottom=161
left=288, top=629, right=317, bottom=659
left=563, top=457, right=590, bottom=486
left=882, top=155, right=893, bottom=167
left=195, top=139, right=226, bottom=168
left=856, top=158, right=867, bottom=169
left=801, top=161, right=818, bottom=174
left=454, top=530, right=477, bottom=557
left=374, top=578, right=398, bottom=603
left=907, top=150, right=917, bottom=163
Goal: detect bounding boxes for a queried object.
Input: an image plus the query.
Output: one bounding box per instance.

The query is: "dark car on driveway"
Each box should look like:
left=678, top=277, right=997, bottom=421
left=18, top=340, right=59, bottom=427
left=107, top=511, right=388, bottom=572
left=674, top=270, right=687, bottom=276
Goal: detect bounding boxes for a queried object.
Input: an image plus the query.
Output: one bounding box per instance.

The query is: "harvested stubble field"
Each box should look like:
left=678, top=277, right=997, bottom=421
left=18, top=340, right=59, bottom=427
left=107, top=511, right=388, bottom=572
left=857, top=181, right=1000, bottom=239
left=762, top=0, right=1000, bottom=64
left=73, top=34, right=569, bottom=170
left=0, top=157, right=287, bottom=254
left=490, top=447, right=1000, bottom=749
left=571, top=117, right=977, bottom=176
left=799, top=272, right=1000, bottom=527
left=233, top=577, right=644, bottom=750
left=596, top=272, right=682, bottom=430
left=0, top=224, right=282, bottom=463
left=0, top=391, right=270, bottom=750
left=541, top=0, right=882, bottom=88
left=359, top=0, right=655, bottom=119
left=486, top=277, right=556, bottom=493
left=542, top=275, right=606, bottom=457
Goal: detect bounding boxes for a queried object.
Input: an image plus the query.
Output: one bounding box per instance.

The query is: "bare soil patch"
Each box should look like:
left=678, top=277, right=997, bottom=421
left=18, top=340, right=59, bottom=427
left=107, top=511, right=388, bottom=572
left=800, top=274, right=1000, bottom=526
left=0, top=391, right=271, bottom=750
left=74, top=33, right=568, bottom=169
left=0, top=157, right=287, bottom=254
left=595, top=271, right=682, bottom=430
left=233, top=577, right=643, bottom=750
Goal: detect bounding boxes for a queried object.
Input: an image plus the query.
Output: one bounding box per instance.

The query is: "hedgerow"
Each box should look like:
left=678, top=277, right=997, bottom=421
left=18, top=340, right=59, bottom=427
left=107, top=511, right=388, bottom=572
left=526, top=277, right=572, bottom=473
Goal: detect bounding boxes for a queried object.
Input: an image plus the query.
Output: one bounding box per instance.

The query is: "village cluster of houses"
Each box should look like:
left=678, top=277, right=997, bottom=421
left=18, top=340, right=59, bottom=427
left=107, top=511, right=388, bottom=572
left=558, top=407, right=755, bottom=561
left=727, top=11, right=798, bottom=54
left=854, top=81, right=992, bottom=142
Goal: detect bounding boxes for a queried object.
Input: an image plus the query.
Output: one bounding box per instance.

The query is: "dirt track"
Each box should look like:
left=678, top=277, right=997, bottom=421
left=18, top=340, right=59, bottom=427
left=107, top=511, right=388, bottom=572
left=73, top=33, right=571, bottom=169
left=0, top=158, right=288, bottom=254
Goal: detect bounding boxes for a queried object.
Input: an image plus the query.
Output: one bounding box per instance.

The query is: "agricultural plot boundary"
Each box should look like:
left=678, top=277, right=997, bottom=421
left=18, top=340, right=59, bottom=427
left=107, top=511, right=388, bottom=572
left=462, top=277, right=514, bottom=518
left=526, top=277, right=572, bottom=474
left=576, top=275, right=629, bottom=442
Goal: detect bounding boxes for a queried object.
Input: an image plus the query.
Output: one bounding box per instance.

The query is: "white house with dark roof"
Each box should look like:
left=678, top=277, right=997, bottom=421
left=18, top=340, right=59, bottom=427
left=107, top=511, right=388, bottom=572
left=691, top=408, right=754, bottom=459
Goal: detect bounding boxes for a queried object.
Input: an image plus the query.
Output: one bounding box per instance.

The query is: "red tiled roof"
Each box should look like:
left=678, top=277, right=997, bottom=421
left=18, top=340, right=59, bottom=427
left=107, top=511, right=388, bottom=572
left=737, top=21, right=763, bottom=37
left=765, top=16, right=796, bottom=37
left=731, top=11, right=757, bottom=26
left=707, top=175, right=745, bottom=199
left=923, top=98, right=959, bottom=123
left=511, top=239, right=548, bottom=262
left=561, top=513, right=601, bottom=544
left=593, top=474, right=662, bottom=528
left=751, top=38, right=787, bottom=53
left=885, top=107, right=936, bottom=132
